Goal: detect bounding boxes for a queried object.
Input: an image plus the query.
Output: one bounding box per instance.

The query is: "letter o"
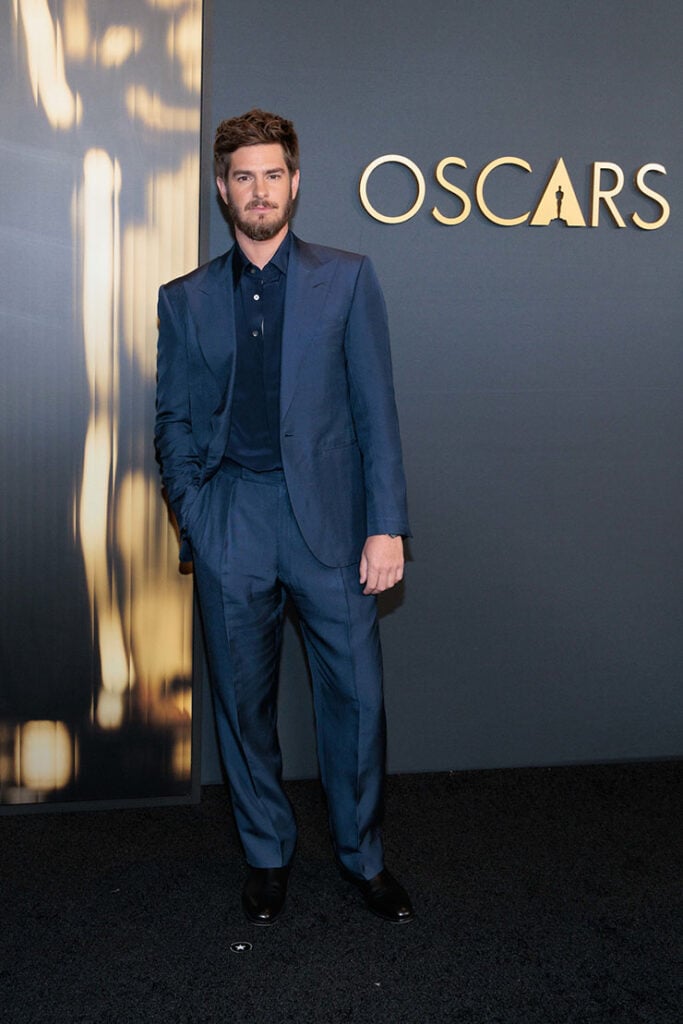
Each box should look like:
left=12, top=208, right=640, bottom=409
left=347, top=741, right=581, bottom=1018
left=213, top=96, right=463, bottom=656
left=359, top=155, right=426, bottom=224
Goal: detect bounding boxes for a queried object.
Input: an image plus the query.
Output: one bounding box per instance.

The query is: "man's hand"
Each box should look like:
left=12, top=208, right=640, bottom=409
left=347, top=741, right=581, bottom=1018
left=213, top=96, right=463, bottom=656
left=359, top=534, right=404, bottom=595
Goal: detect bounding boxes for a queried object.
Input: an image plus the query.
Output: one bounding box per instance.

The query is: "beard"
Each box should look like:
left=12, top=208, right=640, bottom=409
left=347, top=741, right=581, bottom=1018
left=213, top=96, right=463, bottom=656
left=226, top=193, right=294, bottom=241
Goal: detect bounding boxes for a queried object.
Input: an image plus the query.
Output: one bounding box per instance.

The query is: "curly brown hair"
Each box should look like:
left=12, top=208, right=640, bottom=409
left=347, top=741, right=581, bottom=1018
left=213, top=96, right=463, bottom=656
left=214, top=109, right=300, bottom=179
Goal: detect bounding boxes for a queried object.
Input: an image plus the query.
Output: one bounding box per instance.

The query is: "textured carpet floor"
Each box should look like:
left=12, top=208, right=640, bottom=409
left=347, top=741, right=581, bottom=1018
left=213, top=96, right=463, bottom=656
left=1, top=761, right=681, bottom=1023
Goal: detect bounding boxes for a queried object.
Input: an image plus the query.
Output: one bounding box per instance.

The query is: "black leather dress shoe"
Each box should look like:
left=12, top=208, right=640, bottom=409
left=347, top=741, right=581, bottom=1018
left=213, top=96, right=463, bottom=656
left=241, top=866, right=290, bottom=926
left=340, top=867, right=415, bottom=924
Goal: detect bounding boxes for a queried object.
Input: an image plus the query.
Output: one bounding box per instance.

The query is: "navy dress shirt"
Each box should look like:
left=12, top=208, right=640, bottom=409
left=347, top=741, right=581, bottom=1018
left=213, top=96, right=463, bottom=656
left=226, top=233, right=290, bottom=471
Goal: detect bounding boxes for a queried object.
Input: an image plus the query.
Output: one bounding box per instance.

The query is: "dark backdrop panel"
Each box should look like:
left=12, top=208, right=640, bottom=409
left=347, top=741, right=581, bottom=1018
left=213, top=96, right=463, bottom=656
left=200, top=0, right=683, bottom=779
left=1, top=1, right=201, bottom=806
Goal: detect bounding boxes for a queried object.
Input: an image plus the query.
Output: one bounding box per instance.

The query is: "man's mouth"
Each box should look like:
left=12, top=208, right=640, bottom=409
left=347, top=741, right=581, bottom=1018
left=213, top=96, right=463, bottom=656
left=247, top=201, right=277, bottom=212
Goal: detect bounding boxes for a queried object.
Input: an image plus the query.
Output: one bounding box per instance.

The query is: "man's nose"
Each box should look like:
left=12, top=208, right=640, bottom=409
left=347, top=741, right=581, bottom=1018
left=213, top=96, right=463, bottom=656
left=253, top=176, right=268, bottom=197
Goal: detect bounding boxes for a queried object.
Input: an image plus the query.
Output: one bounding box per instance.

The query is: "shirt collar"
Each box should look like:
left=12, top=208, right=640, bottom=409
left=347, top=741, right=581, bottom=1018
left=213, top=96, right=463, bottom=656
left=232, top=231, right=292, bottom=286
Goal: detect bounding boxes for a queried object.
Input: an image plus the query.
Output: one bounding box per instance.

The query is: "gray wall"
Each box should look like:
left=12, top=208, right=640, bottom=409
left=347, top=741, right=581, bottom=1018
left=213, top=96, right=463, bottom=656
left=200, top=0, right=683, bottom=781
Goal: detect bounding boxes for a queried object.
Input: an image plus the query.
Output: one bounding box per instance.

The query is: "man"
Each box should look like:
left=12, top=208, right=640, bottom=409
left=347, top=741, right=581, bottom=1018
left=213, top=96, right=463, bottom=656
left=155, top=109, right=413, bottom=926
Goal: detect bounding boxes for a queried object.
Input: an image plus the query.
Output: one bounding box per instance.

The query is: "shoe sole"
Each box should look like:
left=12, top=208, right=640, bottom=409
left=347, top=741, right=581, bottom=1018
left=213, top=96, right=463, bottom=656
left=366, top=905, right=415, bottom=924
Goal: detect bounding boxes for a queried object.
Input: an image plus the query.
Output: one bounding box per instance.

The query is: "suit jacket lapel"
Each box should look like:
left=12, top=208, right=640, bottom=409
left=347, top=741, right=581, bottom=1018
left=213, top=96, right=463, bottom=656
left=184, top=249, right=236, bottom=469
left=280, top=236, right=336, bottom=421
left=186, top=249, right=235, bottom=391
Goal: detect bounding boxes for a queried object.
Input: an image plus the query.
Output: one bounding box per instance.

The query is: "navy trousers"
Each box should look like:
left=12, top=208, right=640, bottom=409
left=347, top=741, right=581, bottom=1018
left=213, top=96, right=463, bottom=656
left=189, top=460, right=386, bottom=880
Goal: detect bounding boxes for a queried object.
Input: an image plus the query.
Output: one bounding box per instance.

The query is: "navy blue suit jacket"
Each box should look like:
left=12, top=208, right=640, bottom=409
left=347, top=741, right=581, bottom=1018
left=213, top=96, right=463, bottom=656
left=155, top=234, right=410, bottom=567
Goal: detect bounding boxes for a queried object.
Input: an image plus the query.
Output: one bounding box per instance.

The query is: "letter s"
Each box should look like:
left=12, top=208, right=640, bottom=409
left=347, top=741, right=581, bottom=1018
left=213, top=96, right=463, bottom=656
left=632, top=163, right=670, bottom=230
left=432, top=157, right=471, bottom=225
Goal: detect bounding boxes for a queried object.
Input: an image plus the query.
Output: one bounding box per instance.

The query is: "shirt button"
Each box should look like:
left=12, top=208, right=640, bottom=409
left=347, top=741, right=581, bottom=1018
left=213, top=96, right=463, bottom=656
left=251, top=329, right=259, bottom=337
left=253, top=294, right=260, bottom=301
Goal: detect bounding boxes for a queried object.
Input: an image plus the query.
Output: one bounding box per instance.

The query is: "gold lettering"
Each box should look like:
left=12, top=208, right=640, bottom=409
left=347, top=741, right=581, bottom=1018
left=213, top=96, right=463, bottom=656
left=432, top=157, right=471, bottom=225
left=530, top=157, right=586, bottom=227
left=359, top=154, right=426, bottom=224
left=359, top=153, right=671, bottom=230
left=590, top=162, right=626, bottom=227
left=475, top=157, right=532, bottom=226
left=632, top=163, right=670, bottom=230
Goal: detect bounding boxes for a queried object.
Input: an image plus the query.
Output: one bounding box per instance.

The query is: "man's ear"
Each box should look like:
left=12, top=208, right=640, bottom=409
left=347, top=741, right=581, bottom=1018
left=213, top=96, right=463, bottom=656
left=291, top=169, right=300, bottom=201
left=216, top=176, right=228, bottom=204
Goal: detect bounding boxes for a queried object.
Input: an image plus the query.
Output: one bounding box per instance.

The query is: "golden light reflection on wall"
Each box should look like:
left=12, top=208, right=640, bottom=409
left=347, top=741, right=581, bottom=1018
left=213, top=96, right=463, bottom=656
left=97, top=25, right=141, bottom=67
left=122, top=153, right=200, bottom=377
left=15, top=722, right=74, bottom=793
left=62, top=0, right=90, bottom=60
left=5, top=0, right=202, bottom=804
left=96, top=691, right=125, bottom=731
left=78, top=149, right=130, bottom=696
left=173, top=730, right=192, bottom=780
left=115, top=471, right=193, bottom=711
left=14, top=0, right=83, bottom=128
left=125, top=85, right=201, bottom=133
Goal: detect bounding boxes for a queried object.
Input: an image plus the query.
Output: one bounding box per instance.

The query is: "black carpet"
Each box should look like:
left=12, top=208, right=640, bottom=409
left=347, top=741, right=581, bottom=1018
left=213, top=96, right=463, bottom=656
left=2, top=761, right=681, bottom=1023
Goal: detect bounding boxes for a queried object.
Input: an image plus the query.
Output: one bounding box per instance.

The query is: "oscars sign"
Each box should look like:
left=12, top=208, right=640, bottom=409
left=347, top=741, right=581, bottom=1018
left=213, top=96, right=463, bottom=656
left=359, top=156, right=669, bottom=230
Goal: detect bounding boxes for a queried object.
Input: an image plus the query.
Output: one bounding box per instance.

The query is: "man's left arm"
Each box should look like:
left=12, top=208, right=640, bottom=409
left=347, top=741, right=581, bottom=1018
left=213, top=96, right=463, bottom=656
left=344, top=256, right=410, bottom=594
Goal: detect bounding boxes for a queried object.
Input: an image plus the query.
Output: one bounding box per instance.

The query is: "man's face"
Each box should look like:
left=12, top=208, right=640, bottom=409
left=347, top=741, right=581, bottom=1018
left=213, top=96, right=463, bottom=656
left=217, top=143, right=300, bottom=242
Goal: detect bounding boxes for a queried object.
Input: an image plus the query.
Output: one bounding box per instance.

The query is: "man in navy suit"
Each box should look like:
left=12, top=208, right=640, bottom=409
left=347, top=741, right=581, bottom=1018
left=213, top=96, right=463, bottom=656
left=155, top=109, right=413, bottom=925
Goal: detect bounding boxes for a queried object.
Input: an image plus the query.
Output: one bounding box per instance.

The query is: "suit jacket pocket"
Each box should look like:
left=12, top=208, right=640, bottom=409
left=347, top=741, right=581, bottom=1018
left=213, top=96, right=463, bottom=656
left=319, top=437, right=358, bottom=452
